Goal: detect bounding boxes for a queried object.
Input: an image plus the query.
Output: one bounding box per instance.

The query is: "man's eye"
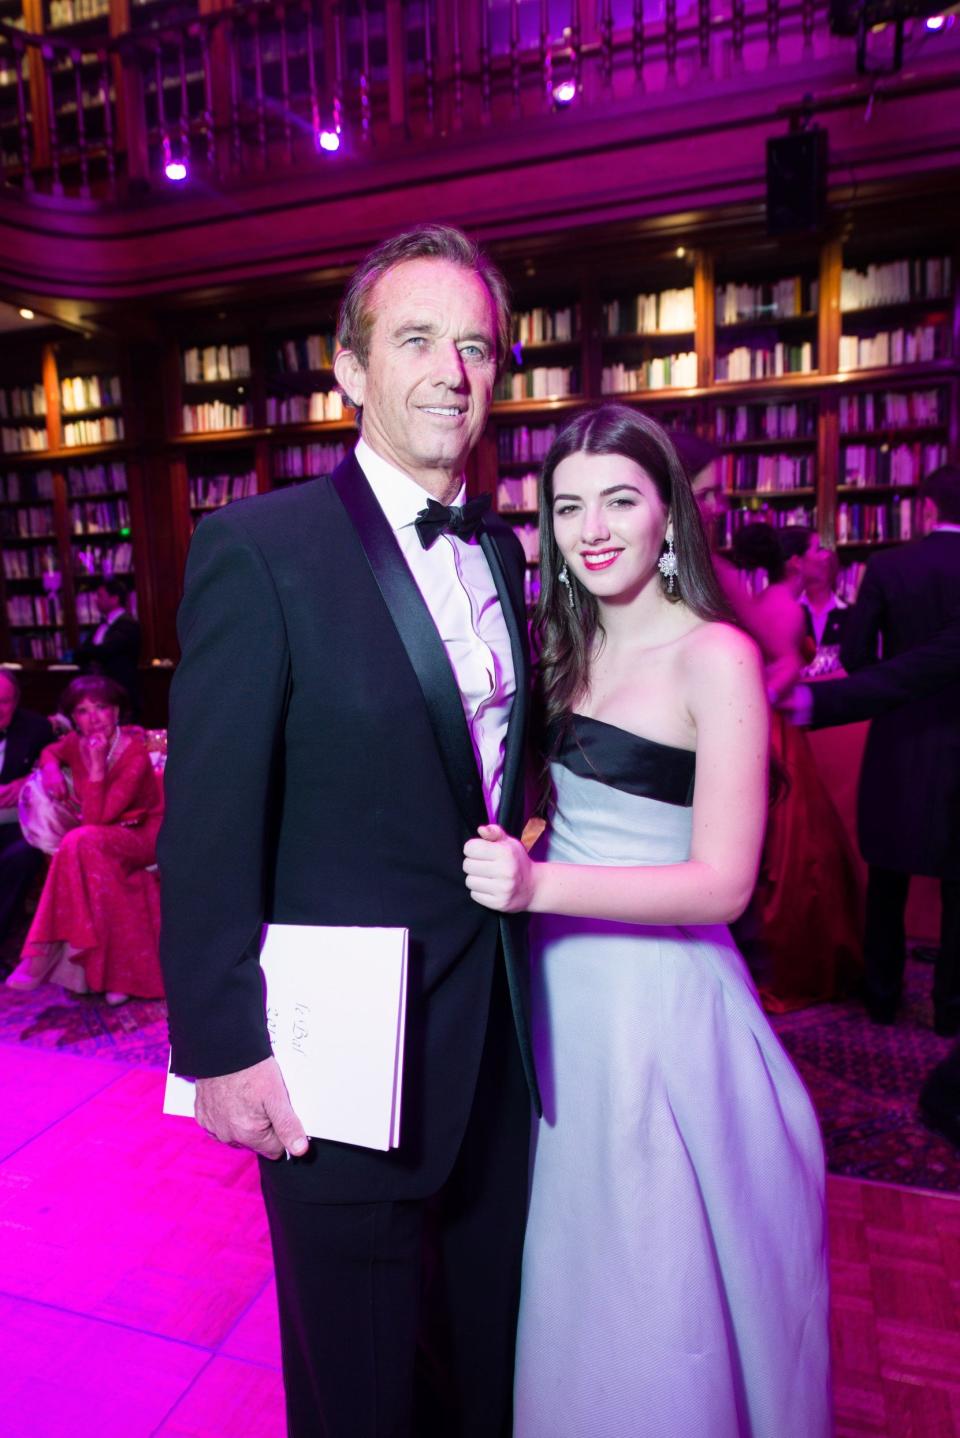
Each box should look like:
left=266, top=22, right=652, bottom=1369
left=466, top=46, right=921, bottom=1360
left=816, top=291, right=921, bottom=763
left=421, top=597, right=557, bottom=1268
left=405, top=335, right=427, bottom=348
left=460, top=344, right=487, bottom=361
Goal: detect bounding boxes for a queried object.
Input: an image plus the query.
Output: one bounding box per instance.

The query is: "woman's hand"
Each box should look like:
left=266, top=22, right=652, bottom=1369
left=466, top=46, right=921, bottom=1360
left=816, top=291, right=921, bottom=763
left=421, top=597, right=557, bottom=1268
left=463, top=824, right=537, bottom=913
left=40, top=763, right=67, bottom=800
left=80, top=733, right=108, bottom=780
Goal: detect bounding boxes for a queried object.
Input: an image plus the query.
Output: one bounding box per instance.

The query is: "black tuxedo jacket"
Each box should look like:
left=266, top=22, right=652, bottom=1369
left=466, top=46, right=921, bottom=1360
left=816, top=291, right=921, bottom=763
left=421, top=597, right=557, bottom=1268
left=811, top=617, right=960, bottom=729
left=77, top=613, right=142, bottom=710
left=0, top=707, right=53, bottom=788
left=158, top=453, right=539, bottom=1203
left=840, top=531, right=960, bottom=877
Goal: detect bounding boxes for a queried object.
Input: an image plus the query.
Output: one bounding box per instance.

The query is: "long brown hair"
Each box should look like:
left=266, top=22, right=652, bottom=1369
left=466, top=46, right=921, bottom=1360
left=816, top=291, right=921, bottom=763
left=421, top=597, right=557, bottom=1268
left=534, top=404, right=735, bottom=734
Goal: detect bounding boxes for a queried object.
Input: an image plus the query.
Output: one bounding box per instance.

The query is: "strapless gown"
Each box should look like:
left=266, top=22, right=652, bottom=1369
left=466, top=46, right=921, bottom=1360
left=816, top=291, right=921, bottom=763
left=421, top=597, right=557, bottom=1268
left=514, top=716, right=831, bottom=1438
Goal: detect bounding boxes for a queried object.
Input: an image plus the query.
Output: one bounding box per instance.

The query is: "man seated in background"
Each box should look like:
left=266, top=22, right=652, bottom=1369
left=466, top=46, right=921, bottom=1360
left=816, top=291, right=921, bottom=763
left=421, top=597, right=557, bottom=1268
left=0, top=670, right=53, bottom=951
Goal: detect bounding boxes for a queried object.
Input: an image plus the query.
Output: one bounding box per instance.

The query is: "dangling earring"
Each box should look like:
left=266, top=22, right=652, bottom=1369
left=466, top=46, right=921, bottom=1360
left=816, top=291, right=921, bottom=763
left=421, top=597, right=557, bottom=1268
left=558, top=563, right=575, bottom=605
left=658, top=535, right=678, bottom=594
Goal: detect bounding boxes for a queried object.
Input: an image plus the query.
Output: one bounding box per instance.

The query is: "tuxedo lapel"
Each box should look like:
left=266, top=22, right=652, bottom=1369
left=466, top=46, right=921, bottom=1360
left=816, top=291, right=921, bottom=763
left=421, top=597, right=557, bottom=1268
left=330, top=454, right=488, bottom=838
left=479, top=527, right=529, bottom=831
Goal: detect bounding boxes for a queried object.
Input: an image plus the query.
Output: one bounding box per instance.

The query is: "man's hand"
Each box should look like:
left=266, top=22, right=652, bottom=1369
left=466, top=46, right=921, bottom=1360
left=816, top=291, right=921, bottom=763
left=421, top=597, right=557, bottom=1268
left=776, top=683, right=814, bottom=727
left=463, top=823, right=537, bottom=913
left=194, top=1056, right=309, bottom=1161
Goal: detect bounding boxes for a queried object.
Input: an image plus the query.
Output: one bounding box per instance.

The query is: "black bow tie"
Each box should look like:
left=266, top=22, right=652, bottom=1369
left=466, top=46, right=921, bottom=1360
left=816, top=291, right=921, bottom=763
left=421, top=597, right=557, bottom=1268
left=414, top=494, right=491, bottom=550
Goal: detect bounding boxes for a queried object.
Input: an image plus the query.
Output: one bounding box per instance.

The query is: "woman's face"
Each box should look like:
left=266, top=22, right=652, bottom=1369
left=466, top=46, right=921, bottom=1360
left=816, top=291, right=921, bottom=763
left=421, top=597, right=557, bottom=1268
left=551, top=451, right=670, bottom=605
left=71, top=697, right=119, bottom=739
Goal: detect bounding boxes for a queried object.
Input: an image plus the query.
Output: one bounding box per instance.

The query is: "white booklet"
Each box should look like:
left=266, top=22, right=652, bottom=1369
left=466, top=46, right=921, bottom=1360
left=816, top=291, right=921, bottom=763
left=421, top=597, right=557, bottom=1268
left=163, top=924, right=408, bottom=1152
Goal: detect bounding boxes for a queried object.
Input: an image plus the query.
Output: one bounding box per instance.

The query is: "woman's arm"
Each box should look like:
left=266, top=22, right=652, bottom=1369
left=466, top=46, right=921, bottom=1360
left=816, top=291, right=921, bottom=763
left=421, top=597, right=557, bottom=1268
left=79, top=745, right=155, bottom=825
left=464, top=626, right=769, bottom=927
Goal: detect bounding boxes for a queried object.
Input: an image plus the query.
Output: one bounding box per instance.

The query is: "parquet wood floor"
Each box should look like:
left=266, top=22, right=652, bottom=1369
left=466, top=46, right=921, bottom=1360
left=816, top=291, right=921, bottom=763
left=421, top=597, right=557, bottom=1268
left=0, top=1038, right=957, bottom=1435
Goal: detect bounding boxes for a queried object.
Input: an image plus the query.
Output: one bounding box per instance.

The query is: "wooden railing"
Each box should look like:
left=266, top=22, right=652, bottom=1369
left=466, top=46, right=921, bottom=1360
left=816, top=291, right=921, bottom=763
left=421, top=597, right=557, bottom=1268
left=0, top=0, right=831, bottom=200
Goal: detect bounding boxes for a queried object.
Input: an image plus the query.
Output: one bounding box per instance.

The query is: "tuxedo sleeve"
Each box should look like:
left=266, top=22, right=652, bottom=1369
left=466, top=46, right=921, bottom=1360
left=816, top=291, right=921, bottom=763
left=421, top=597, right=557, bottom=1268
left=158, top=508, right=291, bottom=1078
left=812, top=620, right=960, bottom=728
left=840, top=560, right=885, bottom=673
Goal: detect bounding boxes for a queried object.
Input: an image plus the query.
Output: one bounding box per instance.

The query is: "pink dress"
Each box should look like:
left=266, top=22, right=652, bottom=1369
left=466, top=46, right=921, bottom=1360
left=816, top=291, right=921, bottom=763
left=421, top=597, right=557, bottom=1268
left=20, top=732, right=165, bottom=998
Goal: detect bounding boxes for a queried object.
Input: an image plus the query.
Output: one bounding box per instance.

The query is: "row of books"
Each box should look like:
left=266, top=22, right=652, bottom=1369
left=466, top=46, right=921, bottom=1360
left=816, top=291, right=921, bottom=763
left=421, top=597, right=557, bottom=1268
left=6, top=594, right=65, bottom=627
left=513, top=307, right=580, bottom=345
left=496, top=424, right=560, bottom=463
left=720, top=453, right=814, bottom=492
left=2, top=505, right=55, bottom=537
left=189, top=471, right=258, bottom=509
left=715, top=278, right=818, bottom=325
left=74, top=541, right=134, bottom=578
left=2, top=545, right=60, bottom=580
left=271, top=335, right=335, bottom=373
left=77, top=586, right=138, bottom=624
left=838, top=326, right=944, bottom=372
left=182, top=345, right=252, bottom=383
left=523, top=570, right=541, bottom=608
left=9, top=633, right=61, bottom=659
left=840, top=257, right=952, bottom=312
left=836, top=497, right=925, bottom=543
left=510, top=523, right=540, bottom=565
left=719, top=505, right=816, bottom=545
left=603, top=289, right=695, bottom=336
left=0, top=469, right=54, bottom=501
left=838, top=387, right=947, bottom=433
left=715, top=401, right=817, bottom=442
left=63, top=416, right=124, bottom=447
left=2, top=424, right=48, bottom=453
left=497, top=475, right=539, bottom=512
left=495, top=369, right=578, bottom=401
left=71, top=497, right=131, bottom=533
left=265, top=391, right=345, bottom=425
left=601, top=353, right=698, bottom=392
left=272, top=442, right=348, bottom=480
left=841, top=441, right=948, bottom=488
left=835, top=562, right=865, bottom=605
left=60, top=374, right=121, bottom=413
left=715, top=342, right=815, bottom=382
left=66, top=461, right=128, bottom=495
left=181, top=402, right=252, bottom=433
left=0, top=385, right=45, bottom=419
left=48, top=0, right=110, bottom=26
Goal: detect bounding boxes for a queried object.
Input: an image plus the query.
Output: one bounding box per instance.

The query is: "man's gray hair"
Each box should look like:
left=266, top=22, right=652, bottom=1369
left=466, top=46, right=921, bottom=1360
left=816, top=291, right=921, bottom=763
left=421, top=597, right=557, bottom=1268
left=336, top=224, right=511, bottom=376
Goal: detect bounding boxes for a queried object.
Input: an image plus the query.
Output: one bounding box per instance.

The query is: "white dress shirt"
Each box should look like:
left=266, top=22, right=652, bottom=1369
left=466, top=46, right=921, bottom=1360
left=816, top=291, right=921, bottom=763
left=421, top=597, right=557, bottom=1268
left=92, top=606, right=125, bottom=646
left=355, top=438, right=516, bottom=821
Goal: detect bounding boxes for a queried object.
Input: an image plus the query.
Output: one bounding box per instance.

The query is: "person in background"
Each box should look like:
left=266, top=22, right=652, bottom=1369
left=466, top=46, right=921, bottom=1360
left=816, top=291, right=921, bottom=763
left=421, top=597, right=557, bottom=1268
left=840, top=463, right=960, bottom=1036
left=76, top=576, right=142, bottom=717
left=730, top=522, right=862, bottom=1011
left=5, top=675, right=164, bottom=1006
left=800, top=541, right=849, bottom=676
left=0, top=670, right=53, bottom=948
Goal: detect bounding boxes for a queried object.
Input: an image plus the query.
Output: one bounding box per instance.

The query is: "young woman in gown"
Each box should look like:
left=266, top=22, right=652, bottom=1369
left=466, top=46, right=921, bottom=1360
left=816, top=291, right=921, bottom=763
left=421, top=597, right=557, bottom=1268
left=463, top=406, right=831, bottom=1438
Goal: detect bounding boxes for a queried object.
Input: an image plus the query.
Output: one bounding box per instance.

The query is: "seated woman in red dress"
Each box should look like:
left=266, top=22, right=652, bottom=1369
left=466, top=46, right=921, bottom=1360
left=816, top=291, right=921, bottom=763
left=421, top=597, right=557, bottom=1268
left=6, top=676, right=164, bottom=1006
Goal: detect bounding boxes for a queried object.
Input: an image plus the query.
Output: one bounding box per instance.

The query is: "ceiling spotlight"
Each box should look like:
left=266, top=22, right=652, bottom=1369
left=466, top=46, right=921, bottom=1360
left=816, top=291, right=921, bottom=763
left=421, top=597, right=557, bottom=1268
left=925, top=12, right=946, bottom=24
left=552, top=79, right=577, bottom=106
left=676, top=247, right=686, bottom=259
left=18, top=307, right=35, bottom=320
left=164, top=160, right=188, bottom=182
left=317, top=128, right=341, bottom=153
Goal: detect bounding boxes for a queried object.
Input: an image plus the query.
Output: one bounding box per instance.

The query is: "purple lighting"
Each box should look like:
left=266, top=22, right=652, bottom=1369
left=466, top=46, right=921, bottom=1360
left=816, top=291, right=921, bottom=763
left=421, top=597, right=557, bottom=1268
left=165, top=160, right=188, bottom=182
left=552, top=79, right=577, bottom=106
left=925, top=12, right=946, bottom=25
left=318, top=129, right=341, bottom=152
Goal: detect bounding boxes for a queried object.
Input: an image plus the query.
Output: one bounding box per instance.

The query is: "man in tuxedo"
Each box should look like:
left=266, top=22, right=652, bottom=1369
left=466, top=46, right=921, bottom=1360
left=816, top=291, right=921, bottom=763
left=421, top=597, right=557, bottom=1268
left=841, top=464, right=960, bottom=1037
left=76, top=577, right=141, bottom=716
left=0, top=670, right=53, bottom=945
left=159, top=225, right=539, bottom=1438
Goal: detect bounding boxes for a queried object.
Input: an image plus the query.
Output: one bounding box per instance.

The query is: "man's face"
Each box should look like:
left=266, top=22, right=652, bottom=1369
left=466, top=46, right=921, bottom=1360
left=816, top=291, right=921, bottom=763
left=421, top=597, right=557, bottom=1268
left=0, top=674, right=18, bottom=731
left=95, top=585, right=114, bottom=619
left=334, top=258, right=498, bottom=492
left=691, top=462, right=727, bottom=523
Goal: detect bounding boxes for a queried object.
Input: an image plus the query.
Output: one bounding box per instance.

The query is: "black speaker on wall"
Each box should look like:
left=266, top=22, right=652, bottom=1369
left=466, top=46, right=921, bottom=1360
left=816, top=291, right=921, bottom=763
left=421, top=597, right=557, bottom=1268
left=766, top=129, right=828, bottom=236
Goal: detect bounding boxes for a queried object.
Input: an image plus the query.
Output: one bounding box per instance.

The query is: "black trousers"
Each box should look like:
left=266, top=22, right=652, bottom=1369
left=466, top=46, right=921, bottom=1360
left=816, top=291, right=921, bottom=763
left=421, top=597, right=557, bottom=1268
left=261, top=961, right=531, bottom=1438
left=0, top=821, right=43, bottom=945
left=864, top=866, right=960, bottom=1026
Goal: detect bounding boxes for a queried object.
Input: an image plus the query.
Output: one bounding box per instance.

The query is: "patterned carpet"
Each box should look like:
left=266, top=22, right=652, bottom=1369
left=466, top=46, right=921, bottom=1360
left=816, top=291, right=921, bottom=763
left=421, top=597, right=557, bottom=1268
left=1, top=947, right=957, bottom=1190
